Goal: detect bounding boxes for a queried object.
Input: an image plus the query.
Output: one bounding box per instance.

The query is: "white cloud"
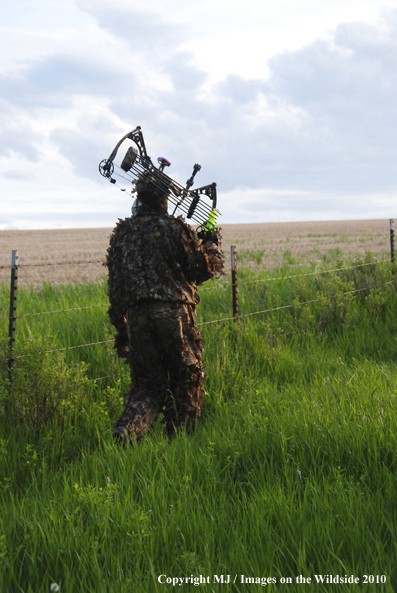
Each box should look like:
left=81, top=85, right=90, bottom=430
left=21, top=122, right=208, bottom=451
left=2, top=1, right=397, bottom=228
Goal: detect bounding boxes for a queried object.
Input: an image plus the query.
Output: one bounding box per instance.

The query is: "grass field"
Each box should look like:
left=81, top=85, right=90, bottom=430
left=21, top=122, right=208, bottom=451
left=1, top=242, right=397, bottom=592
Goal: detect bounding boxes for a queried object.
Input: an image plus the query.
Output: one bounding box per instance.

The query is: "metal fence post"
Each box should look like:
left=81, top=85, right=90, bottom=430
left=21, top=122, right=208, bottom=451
left=231, top=245, right=238, bottom=318
left=8, top=250, right=18, bottom=382
left=390, top=220, right=395, bottom=264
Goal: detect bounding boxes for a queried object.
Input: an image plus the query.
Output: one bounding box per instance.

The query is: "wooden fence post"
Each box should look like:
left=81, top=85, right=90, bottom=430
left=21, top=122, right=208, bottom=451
left=390, top=220, right=395, bottom=264
left=8, top=250, right=18, bottom=382
left=231, top=245, right=238, bottom=318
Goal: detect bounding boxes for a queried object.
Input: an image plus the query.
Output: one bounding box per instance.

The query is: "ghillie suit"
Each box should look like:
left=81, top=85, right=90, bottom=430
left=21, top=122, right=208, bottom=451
left=106, top=182, right=224, bottom=444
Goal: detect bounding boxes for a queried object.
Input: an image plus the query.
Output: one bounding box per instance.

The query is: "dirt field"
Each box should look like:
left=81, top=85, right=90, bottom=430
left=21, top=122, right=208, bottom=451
left=0, top=219, right=391, bottom=286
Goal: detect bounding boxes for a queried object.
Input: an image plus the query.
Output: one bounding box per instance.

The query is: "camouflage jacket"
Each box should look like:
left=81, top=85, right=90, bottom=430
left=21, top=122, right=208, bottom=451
left=106, top=213, right=224, bottom=339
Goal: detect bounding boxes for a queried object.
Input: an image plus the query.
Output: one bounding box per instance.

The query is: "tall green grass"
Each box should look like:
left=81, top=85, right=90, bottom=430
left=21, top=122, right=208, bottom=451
left=1, top=250, right=397, bottom=592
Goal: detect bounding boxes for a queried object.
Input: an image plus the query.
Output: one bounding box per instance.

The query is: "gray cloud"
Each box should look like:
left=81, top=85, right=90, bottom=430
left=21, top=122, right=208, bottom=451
left=0, top=129, right=40, bottom=161
left=77, top=0, right=186, bottom=53
left=50, top=115, right=126, bottom=182
left=259, top=18, right=397, bottom=192
left=217, top=75, right=266, bottom=104
left=0, top=52, right=132, bottom=168
left=0, top=105, right=41, bottom=161
left=164, top=53, right=207, bottom=93
left=3, top=3, right=397, bottom=224
left=4, top=170, right=33, bottom=180
left=0, top=54, right=129, bottom=109
left=103, top=9, right=397, bottom=194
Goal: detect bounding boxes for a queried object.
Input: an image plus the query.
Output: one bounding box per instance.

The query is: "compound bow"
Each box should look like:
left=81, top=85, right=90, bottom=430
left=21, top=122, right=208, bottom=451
left=99, top=126, right=220, bottom=229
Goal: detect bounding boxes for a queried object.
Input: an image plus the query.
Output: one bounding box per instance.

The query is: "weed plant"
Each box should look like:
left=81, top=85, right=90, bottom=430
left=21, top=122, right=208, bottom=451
left=0, top=250, right=397, bottom=592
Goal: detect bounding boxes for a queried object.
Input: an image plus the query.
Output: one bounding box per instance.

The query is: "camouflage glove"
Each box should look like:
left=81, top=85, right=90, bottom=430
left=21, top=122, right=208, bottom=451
left=197, top=229, right=219, bottom=245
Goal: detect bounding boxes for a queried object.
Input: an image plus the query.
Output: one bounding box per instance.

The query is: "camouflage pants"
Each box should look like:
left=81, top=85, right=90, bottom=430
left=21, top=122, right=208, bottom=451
left=114, top=301, right=205, bottom=441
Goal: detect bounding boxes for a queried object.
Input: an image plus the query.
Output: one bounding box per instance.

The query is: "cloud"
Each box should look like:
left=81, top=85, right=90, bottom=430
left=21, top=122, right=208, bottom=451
left=0, top=54, right=128, bottom=109
left=77, top=0, right=186, bottom=53
left=0, top=210, right=117, bottom=231
left=0, top=105, right=41, bottom=161
left=49, top=113, right=127, bottom=182
left=259, top=18, right=397, bottom=191
left=0, top=127, right=41, bottom=161
left=217, top=75, right=266, bottom=104
left=3, top=2, right=397, bottom=228
left=96, top=7, right=397, bottom=196
left=3, top=170, right=33, bottom=180
left=165, top=52, right=207, bottom=92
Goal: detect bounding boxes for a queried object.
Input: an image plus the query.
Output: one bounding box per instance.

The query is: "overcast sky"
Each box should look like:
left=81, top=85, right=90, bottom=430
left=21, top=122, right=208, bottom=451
left=1, top=0, right=397, bottom=229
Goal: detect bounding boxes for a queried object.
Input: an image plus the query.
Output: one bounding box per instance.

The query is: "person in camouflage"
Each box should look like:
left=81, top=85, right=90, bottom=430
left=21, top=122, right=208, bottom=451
left=106, top=177, right=224, bottom=445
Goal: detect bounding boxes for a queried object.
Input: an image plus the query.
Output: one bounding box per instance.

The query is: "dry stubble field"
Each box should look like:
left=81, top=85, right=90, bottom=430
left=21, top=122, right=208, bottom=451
left=0, top=219, right=391, bottom=286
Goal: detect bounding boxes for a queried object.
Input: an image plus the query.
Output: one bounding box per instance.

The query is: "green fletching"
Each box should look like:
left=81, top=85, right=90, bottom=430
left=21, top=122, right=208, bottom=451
left=203, top=210, right=219, bottom=231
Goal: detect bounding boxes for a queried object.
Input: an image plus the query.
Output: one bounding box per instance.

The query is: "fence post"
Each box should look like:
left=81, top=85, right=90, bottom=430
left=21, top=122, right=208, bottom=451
left=231, top=245, right=238, bottom=318
left=390, top=220, right=395, bottom=264
left=8, top=250, right=18, bottom=382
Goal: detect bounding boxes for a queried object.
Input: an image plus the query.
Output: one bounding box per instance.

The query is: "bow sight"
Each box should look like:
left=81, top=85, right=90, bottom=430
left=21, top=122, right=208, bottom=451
left=99, top=126, right=220, bottom=228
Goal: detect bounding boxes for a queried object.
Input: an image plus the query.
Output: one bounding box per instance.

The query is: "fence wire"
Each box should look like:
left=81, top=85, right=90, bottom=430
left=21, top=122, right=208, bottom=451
left=6, top=279, right=394, bottom=360
left=2, top=226, right=394, bottom=369
left=236, top=257, right=392, bottom=287
left=197, top=280, right=394, bottom=326
left=17, top=303, right=108, bottom=320
left=0, top=259, right=105, bottom=270
left=0, top=233, right=389, bottom=270
left=11, top=339, right=114, bottom=360
left=0, top=303, right=108, bottom=322
left=0, top=257, right=391, bottom=322
left=85, top=373, right=122, bottom=384
left=202, top=257, right=392, bottom=292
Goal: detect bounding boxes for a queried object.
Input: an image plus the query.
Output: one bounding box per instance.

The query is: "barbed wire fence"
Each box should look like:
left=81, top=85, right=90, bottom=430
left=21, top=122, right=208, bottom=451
left=2, top=220, right=395, bottom=384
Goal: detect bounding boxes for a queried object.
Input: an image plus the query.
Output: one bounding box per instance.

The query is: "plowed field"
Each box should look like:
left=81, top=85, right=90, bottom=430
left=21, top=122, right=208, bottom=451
left=0, top=219, right=391, bottom=286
